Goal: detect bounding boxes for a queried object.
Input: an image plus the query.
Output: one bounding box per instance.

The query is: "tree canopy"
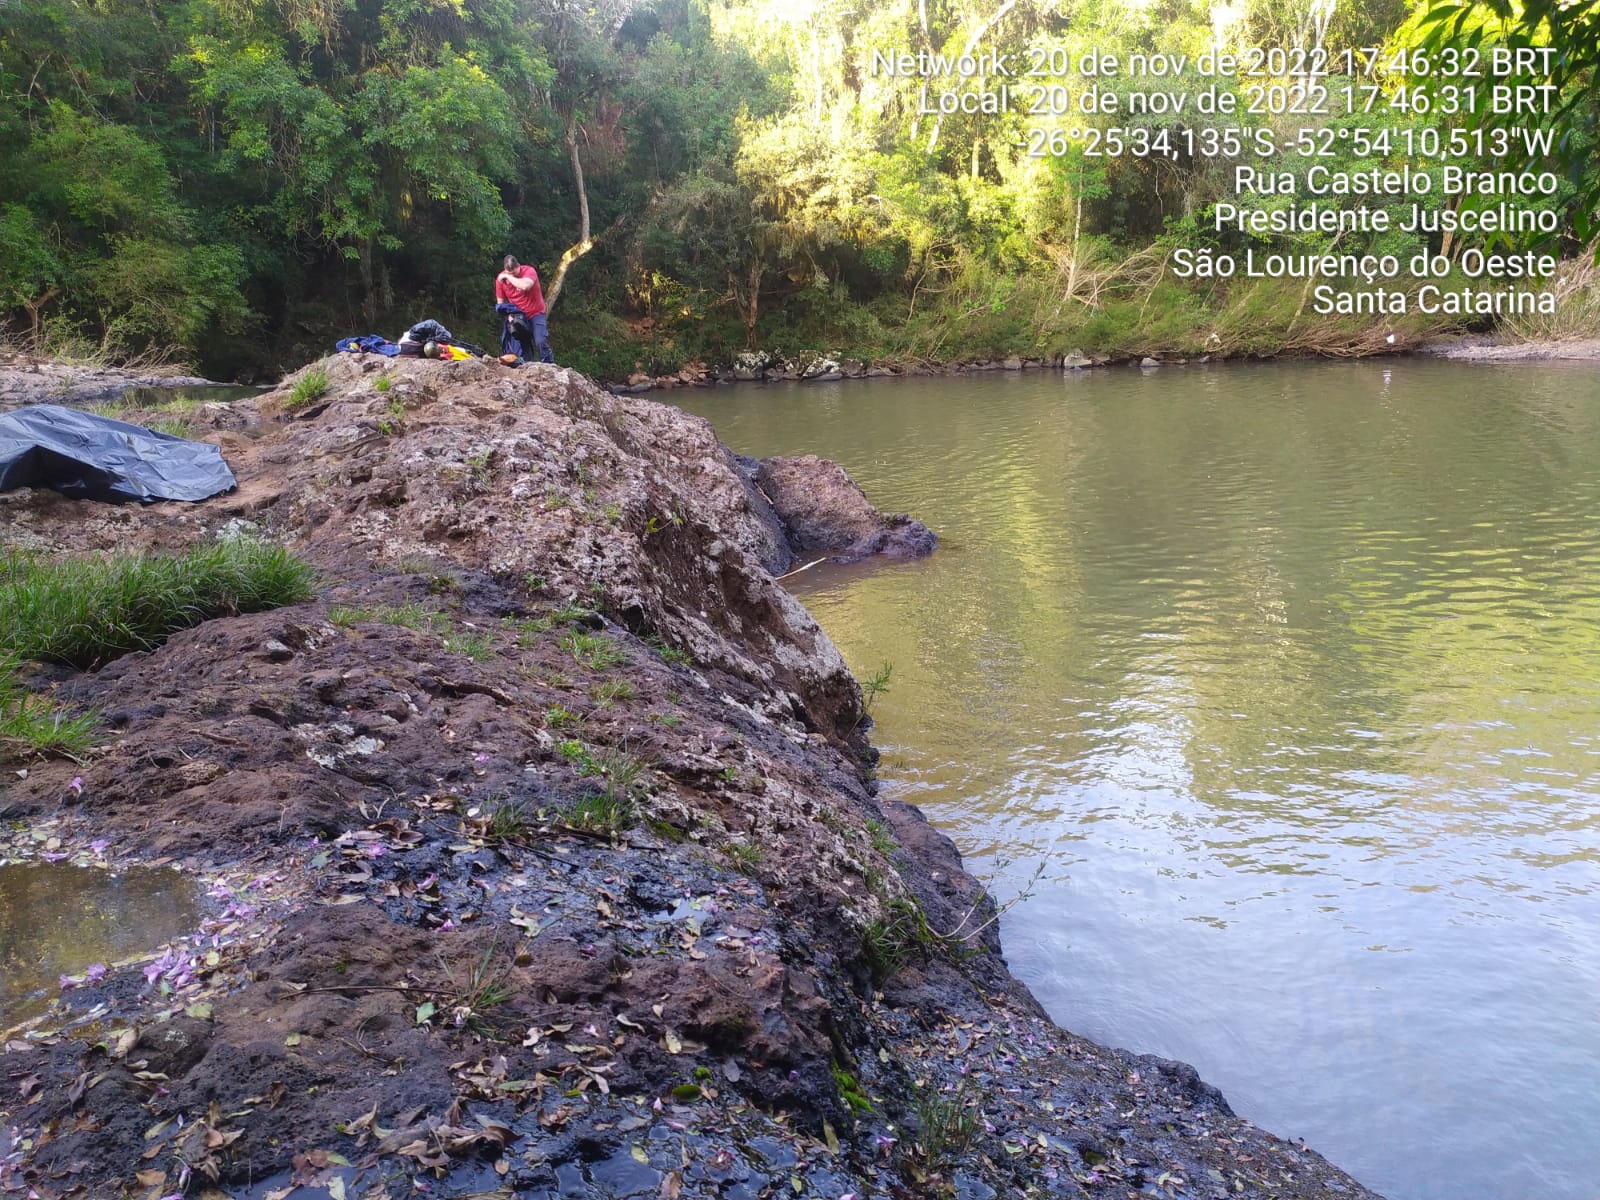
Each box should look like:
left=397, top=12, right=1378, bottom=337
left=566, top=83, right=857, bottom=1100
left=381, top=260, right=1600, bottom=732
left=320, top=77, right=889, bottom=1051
left=0, top=0, right=1594, bottom=378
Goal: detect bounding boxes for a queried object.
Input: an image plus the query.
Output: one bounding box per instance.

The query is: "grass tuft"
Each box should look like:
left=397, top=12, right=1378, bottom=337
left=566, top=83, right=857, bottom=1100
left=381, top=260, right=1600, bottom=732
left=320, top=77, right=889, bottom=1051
left=328, top=600, right=447, bottom=632
left=863, top=897, right=934, bottom=985
left=590, top=677, right=636, bottom=707
left=461, top=792, right=539, bottom=846
left=148, top=417, right=194, bottom=439
left=567, top=745, right=648, bottom=832
left=285, top=365, right=331, bottom=410
left=442, top=631, right=495, bottom=662
left=561, top=630, right=625, bottom=670
left=0, top=655, right=97, bottom=760
left=0, top=541, right=317, bottom=668
left=915, top=1077, right=979, bottom=1167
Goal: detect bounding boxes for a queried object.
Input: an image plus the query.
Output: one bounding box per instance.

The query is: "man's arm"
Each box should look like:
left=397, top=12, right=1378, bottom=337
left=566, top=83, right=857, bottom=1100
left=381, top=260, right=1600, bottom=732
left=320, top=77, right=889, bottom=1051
left=502, top=272, right=535, bottom=293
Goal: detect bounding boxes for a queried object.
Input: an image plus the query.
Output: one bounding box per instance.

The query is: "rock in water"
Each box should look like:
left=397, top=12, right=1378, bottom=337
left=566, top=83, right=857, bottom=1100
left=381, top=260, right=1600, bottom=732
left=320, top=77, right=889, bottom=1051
left=753, top=454, right=937, bottom=563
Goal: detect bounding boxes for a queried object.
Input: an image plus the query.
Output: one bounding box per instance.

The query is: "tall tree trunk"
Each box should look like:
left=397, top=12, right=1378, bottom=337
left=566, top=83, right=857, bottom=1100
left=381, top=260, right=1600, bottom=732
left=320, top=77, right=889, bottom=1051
left=23, top=287, right=58, bottom=344
left=927, top=0, right=1017, bottom=153
left=735, top=259, right=762, bottom=347
left=545, top=117, right=593, bottom=313
left=358, top=237, right=378, bottom=325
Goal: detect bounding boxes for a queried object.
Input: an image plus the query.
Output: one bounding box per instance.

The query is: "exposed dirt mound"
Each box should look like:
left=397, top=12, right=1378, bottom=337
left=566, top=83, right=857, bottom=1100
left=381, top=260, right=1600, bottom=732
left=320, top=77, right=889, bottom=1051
left=0, top=356, right=1381, bottom=1200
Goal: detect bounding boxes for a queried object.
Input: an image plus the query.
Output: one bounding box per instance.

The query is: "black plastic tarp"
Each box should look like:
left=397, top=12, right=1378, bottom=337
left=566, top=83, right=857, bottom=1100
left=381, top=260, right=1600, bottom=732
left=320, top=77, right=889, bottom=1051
left=0, top=404, right=237, bottom=503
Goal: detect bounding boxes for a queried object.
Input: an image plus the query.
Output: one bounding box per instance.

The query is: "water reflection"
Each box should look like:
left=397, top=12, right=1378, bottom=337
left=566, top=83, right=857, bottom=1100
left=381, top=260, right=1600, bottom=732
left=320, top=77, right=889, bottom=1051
left=678, top=362, right=1600, bottom=1200
left=0, top=861, right=202, bottom=1026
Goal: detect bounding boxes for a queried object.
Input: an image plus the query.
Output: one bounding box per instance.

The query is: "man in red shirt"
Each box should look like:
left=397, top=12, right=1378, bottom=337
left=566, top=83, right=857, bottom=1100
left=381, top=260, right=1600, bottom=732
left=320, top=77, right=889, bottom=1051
left=494, top=255, right=555, bottom=363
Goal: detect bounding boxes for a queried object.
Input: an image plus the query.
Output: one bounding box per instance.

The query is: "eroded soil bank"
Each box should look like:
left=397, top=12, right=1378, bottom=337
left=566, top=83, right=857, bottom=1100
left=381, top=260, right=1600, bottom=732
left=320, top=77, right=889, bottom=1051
left=0, top=356, right=1381, bottom=1199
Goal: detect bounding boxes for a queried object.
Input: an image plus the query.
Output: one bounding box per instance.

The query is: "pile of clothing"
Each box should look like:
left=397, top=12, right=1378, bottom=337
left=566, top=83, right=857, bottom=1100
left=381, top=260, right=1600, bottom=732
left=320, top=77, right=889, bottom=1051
left=335, top=320, right=485, bottom=360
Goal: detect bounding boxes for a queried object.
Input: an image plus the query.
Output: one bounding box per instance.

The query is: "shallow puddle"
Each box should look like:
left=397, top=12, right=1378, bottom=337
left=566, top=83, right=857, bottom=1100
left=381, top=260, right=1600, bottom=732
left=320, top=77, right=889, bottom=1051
left=0, top=861, right=202, bottom=1027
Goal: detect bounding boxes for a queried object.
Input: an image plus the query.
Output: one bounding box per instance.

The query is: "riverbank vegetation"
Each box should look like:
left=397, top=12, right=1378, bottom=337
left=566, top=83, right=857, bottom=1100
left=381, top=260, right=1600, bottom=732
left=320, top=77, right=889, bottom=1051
left=0, top=541, right=317, bottom=668
left=0, top=0, right=1594, bottom=381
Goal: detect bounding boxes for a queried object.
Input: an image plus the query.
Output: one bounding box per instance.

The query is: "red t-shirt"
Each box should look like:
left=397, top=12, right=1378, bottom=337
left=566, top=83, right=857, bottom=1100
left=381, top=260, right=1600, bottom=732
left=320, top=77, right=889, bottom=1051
left=496, top=265, right=546, bottom=318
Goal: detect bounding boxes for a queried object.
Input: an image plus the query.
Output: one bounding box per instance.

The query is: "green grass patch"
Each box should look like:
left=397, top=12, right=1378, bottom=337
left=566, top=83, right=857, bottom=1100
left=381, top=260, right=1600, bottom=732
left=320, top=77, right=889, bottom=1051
left=567, top=745, right=648, bottom=832
left=0, top=655, right=97, bottom=760
left=727, top=842, right=762, bottom=875
left=0, top=541, right=317, bottom=669
left=442, top=631, right=495, bottom=662
left=460, top=793, right=539, bottom=846
left=560, top=630, right=625, bottom=670
left=863, top=897, right=935, bottom=985
left=286, top=365, right=331, bottom=410
left=866, top=818, right=897, bottom=856
left=148, top=417, right=194, bottom=439
left=590, top=677, right=636, bottom=706
left=328, top=600, right=448, bottom=632
left=915, top=1077, right=978, bottom=1167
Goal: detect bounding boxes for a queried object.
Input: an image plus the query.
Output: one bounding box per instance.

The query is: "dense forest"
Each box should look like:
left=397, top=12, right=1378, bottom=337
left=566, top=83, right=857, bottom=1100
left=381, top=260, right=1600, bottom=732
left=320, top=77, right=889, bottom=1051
left=0, top=0, right=1595, bottom=380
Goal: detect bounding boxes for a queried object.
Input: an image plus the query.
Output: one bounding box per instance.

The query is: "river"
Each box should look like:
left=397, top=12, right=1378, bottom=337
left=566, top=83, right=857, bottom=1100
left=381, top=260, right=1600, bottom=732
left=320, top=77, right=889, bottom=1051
left=677, top=360, right=1600, bottom=1200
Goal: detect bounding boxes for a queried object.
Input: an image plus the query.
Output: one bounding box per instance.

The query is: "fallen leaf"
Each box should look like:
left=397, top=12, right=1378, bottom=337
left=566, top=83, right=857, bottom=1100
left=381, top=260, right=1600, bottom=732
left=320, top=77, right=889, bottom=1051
left=631, top=1144, right=649, bottom=1163
left=135, top=1168, right=166, bottom=1187
left=663, top=1030, right=682, bottom=1054
left=823, top=1120, right=840, bottom=1155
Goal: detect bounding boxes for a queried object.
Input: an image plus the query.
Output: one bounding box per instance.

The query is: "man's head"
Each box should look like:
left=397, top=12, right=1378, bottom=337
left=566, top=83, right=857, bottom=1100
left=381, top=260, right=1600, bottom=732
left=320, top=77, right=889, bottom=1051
left=503, top=255, right=519, bottom=272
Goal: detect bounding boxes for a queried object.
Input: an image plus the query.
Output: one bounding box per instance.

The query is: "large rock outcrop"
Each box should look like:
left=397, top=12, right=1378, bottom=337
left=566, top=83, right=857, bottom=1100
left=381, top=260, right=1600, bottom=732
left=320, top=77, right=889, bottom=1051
left=0, top=355, right=1382, bottom=1200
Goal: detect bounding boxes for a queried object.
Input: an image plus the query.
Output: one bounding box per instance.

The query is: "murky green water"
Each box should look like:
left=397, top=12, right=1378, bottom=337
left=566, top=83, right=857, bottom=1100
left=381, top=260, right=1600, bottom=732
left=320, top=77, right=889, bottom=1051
left=678, top=361, right=1600, bottom=1200
left=0, top=861, right=202, bottom=1027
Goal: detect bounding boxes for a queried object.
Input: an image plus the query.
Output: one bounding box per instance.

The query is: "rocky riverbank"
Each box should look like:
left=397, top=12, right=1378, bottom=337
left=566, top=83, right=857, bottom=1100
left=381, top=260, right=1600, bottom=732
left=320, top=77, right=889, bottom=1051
left=1418, top=333, right=1600, bottom=361
left=0, top=355, right=1382, bottom=1199
left=0, top=353, right=225, bottom=406
left=604, top=349, right=1182, bottom=394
